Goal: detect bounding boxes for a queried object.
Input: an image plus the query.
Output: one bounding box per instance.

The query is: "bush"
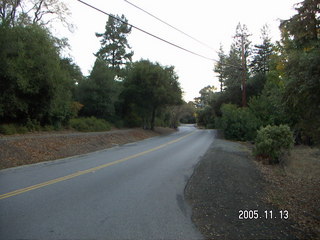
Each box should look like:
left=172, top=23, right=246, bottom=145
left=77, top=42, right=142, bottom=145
left=206, top=123, right=215, bottom=129
left=69, top=117, right=111, bottom=132
left=254, top=124, right=294, bottom=164
left=25, top=119, right=41, bottom=132
left=113, top=120, right=125, bottom=129
left=215, top=104, right=260, bottom=141
left=0, top=124, right=17, bottom=135
left=124, top=112, right=142, bottom=128
left=41, top=125, right=55, bottom=131
left=0, top=124, right=29, bottom=135
left=196, top=105, right=215, bottom=127
left=15, top=125, right=28, bottom=134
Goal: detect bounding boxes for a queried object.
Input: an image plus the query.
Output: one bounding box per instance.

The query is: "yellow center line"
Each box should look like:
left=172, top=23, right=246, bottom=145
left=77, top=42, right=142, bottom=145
left=0, top=131, right=196, bottom=200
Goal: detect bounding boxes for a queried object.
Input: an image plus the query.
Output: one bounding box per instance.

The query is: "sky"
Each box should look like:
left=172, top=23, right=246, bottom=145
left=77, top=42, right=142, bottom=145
left=55, top=0, right=299, bottom=102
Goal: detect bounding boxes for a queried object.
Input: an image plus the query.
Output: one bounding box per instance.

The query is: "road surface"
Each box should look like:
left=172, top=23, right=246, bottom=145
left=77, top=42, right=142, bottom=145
left=0, top=125, right=214, bottom=239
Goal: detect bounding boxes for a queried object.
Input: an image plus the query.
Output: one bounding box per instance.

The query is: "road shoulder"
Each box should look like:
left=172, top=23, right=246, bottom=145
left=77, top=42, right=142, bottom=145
left=185, top=138, right=301, bottom=240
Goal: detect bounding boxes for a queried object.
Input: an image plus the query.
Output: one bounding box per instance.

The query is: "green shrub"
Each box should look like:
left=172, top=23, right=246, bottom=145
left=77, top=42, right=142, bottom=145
left=216, top=104, right=260, bottom=141
left=69, top=117, right=111, bottom=132
left=15, top=125, right=28, bottom=134
left=0, top=124, right=17, bottom=135
left=26, top=119, right=41, bottom=131
left=124, top=112, right=142, bottom=128
left=196, top=105, right=215, bottom=127
left=206, top=123, right=215, bottom=129
left=113, top=120, right=125, bottom=129
left=254, top=124, right=294, bottom=164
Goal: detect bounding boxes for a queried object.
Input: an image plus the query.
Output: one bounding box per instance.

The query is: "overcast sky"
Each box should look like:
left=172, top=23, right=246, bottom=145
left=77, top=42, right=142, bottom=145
left=56, top=0, right=299, bottom=101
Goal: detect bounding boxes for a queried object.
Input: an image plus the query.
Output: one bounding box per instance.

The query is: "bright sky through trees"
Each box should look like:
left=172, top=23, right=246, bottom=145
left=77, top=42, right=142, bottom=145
left=58, top=0, right=298, bottom=101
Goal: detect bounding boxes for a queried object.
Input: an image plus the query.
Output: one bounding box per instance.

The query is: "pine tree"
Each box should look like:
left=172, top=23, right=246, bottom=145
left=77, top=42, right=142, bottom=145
left=214, top=44, right=227, bottom=92
left=95, top=14, right=133, bottom=74
left=251, top=25, right=274, bottom=74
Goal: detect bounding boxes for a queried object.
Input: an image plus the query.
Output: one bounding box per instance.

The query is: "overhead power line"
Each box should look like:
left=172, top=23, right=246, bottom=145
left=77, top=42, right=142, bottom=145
left=123, top=0, right=216, bottom=51
left=76, top=0, right=215, bottom=61
left=75, top=0, right=241, bottom=70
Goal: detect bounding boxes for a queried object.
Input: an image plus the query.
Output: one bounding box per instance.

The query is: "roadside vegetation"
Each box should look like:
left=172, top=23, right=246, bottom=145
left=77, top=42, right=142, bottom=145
left=0, top=1, right=191, bottom=135
left=193, top=1, right=319, bottom=237
left=195, top=0, right=319, bottom=148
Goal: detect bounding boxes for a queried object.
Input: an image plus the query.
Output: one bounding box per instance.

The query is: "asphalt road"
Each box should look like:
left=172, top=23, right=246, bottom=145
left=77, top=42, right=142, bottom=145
left=0, top=125, right=215, bottom=240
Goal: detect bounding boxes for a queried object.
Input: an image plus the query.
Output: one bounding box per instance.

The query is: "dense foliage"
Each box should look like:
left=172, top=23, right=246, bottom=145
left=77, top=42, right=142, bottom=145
left=196, top=0, right=319, bottom=146
left=215, top=104, right=259, bottom=141
left=254, top=125, right=294, bottom=164
left=120, top=60, right=183, bottom=130
left=0, top=10, right=185, bottom=133
left=69, top=117, right=111, bottom=132
left=1, top=0, right=318, bottom=149
left=0, top=24, right=74, bottom=127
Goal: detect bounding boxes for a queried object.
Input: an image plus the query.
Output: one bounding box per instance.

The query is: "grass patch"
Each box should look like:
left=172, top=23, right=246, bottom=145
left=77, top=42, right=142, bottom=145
left=69, top=117, right=111, bottom=132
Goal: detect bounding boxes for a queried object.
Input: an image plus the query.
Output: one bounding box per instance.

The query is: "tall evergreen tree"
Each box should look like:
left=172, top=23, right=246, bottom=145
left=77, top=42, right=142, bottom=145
left=95, top=14, right=133, bottom=74
left=234, top=23, right=251, bottom=71
left=251, top=25, right=274, bottom=74
left=280, top=0, right=319, bottom=49
left=214, top=44, right=227, bottom=92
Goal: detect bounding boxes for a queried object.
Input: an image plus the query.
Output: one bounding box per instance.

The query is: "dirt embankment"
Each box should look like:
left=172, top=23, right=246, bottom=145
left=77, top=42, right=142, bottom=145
left=0, top=127, right=175, bottom=170
left=254, top=145, right=320, bottom=239
left=185, top=137, right=320, bottom=240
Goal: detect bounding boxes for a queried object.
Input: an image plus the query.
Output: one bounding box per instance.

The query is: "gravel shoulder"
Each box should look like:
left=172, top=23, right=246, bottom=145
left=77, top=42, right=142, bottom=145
left=0, top=127, right=175, bottom=170
left=185, top=137, right=303, bottom=240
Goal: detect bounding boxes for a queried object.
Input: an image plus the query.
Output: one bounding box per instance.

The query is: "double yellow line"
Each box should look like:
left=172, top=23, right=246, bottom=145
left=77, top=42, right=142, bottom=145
left=0, top=131, right=195, bottom=200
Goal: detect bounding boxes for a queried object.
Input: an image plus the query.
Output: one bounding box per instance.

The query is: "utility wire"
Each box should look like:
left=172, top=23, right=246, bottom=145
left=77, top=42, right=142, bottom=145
left=123, top=0, right=216, bottom=51
left=75, top=0, right=241, bottom=69
left=76, top=0, right=215, bottom=61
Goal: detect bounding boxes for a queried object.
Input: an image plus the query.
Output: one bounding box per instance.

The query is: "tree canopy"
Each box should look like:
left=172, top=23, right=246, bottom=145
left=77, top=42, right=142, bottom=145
left=0, top=24, right=74, bottom=126
left=121, top=60, right=182, bottom=130
left=95, top=14, right=133, bottom=74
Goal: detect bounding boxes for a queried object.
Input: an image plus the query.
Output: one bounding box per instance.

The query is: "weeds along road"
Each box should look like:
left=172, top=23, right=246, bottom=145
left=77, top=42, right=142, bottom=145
left=0, top=125, right=214, bottom=240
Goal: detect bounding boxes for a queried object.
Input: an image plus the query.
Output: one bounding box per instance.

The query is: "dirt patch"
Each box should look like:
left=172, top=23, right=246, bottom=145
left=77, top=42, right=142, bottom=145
left=185, top=138, right=301, bottom=240
left=254, top=145, right=320, bottom=239
left=0, top=127, right=175, bottom=170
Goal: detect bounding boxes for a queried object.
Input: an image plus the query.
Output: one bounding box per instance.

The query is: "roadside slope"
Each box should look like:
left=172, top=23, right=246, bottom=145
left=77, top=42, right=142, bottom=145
left=0, top=128, right=174, bottom=169
left=185, top=138, right=301, bottom=240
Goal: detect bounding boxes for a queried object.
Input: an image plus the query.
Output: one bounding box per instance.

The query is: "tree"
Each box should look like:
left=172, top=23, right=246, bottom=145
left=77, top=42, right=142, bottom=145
left=60, top=58, right=84, bottom=98
left=280, top=0, right=320, bottom=144
left=214, top=44, right=227, bottom=92
left=0, top=24, right=74, bottom=126
left=121, top=60, right=182, bottom=130
left=95, top=14, right=133, bottom=74
left=0, top=0, right=20, bottom=26
left=194, top=85, right=216, bottom=107
left=280, top=0, right=319, bottom=49
left=233, top=23, right=251, bottom=67
left=251, top=25, right=274, bottom=74
left=234, top=23, right=251, bottom=107
left=76, top=58, right=117, bottom=120
left=222, top=44, right=242, bottom=106
left=0, top=0, right=71, bottom=27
